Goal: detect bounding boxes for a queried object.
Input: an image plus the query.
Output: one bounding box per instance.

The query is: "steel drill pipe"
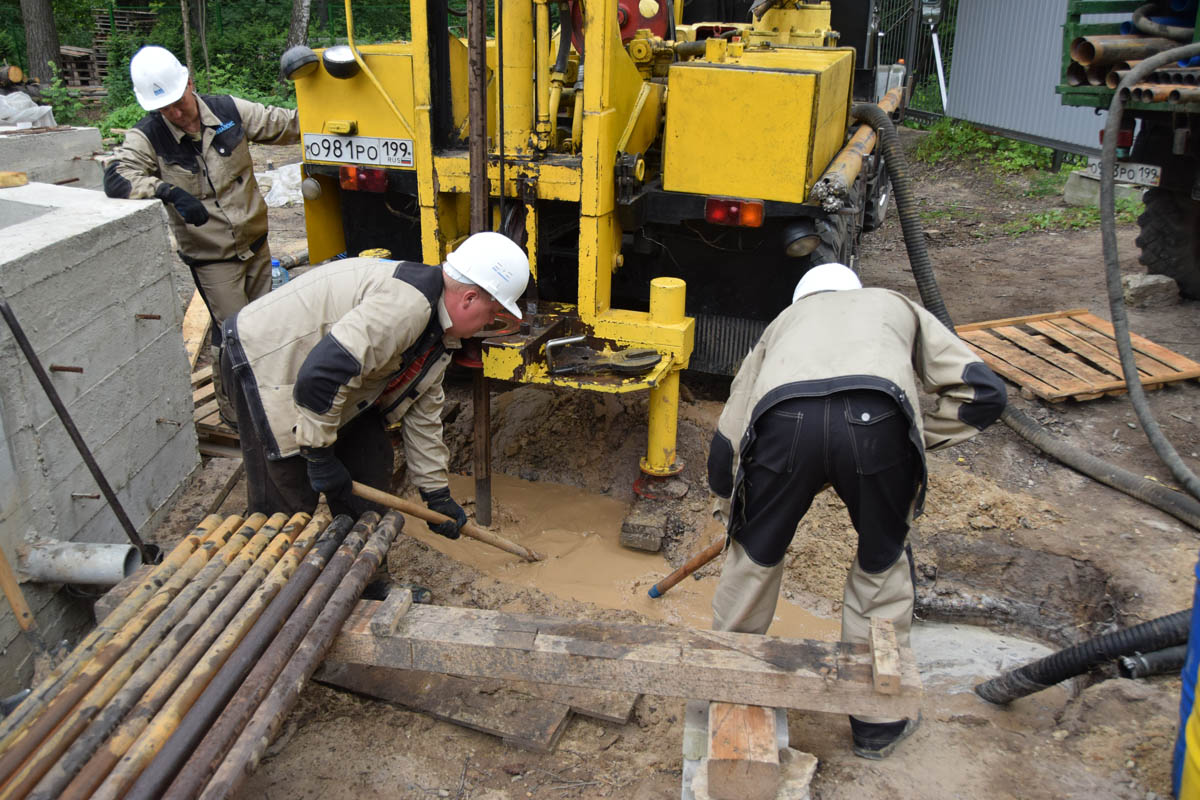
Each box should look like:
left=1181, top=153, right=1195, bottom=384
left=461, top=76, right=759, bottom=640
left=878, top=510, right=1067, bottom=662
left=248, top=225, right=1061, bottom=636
left=120, top=515, right=356, bottom=800
left=0, top=515, right=220, bottom=747
left=157, top=513, right=380, bottom=800
left=0, top=515, right=264, bottom=800
left=1169, top=84, right=1200, bottom=101
left=812, top=87, right=904, bottom=210
left=0, top=516, right=240, bottom=790
left=1067, top=60, right=1089, bottom=86
left=1071, top=35, right=1180, bottom=66
left=200, top=511, right=404, bottom=800
left=76, top=513, right=327, bottom=800
left=1085, top=62, right=1111, bottom=85
left=30, top=513, right=295, bottom=800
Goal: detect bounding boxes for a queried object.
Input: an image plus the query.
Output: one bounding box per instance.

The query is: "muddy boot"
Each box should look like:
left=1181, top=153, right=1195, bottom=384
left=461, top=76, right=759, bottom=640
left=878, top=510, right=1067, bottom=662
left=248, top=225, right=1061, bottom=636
left=210, top=345, right=238, bottom=432
left=850, top=713, right=921, bottom=760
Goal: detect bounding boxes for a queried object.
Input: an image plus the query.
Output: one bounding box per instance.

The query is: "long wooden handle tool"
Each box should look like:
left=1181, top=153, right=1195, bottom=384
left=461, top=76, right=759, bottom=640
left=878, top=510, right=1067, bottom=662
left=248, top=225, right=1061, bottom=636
left=351, top=482, right=545, bottom=562
left=648, top=538, right=726, bottom=598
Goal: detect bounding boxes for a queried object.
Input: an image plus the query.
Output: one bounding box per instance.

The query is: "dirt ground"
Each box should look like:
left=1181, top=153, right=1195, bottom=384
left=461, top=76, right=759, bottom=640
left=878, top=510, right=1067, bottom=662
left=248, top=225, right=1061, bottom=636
left=145, top=128, right=1200, bottom=799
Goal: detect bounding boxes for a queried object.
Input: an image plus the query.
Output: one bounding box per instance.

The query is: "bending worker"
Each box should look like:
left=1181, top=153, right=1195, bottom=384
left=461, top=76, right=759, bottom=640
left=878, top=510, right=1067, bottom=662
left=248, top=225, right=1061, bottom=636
left=220, top=232, right=530, bottom=535
left=104, top=45, right=299, bottom=426
left=707, top=263, right=1006, bottom=759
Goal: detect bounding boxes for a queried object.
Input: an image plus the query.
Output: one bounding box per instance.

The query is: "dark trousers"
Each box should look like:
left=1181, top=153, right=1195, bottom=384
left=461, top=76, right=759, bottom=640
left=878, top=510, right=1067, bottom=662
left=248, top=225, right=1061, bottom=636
left=733, top=390, right=921, bottom=573
left=222, top=350, right=392, bottom=518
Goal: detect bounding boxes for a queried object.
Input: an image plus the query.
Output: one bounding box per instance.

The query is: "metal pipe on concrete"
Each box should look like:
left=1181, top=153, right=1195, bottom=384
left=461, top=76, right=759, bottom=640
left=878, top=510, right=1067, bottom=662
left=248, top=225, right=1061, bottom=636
left=0, top=515, right=240, bottom=792
left=1071, top=35, right=1180, bottom=66
left=200, top=511, right=404, bottom=800
left=121, top=514, right=356, bottom=800
left=157, top=513, right=379, bottom=800
left=76, top=513, right=329, bottom=800
left=29, top=513, right=296, bottom=800
left=0, top=515, right=264, bottom=800
left=19, top=539, right=141, bottom=586
left=0, top=515, right=221, bottom=747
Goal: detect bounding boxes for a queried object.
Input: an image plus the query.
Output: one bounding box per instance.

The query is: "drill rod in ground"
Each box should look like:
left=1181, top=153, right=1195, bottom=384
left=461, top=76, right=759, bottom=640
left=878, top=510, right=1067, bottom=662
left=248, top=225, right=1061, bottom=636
left=648, top=538, right=725, bottom=598
left=351, top=481, right=544, bottom=562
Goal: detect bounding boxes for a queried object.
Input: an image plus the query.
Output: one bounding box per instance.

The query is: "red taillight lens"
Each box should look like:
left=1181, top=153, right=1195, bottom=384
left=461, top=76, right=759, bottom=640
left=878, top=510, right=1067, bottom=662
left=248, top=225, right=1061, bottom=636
left=338, top=166, right=388, bottom=192
left=705, top=197, right=764, bottom=228
left=1099, top=129, right=1134, bottom=148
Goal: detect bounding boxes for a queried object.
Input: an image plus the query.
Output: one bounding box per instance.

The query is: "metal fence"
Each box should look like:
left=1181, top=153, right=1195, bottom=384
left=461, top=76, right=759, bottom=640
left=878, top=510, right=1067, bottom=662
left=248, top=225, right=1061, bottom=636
left=876, top=0, right=960, bottom=116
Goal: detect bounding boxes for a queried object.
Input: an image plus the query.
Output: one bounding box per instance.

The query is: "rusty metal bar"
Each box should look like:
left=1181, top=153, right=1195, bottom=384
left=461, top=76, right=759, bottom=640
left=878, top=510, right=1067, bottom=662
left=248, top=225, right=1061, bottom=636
left=29, top=513, right=297, bottom=800
left=0, top=515, right=264, bottom=800
left=0, top=515, right=220, bottom=749
left=200, top=511, right=405, bottom=800
left=121, top=514, right=358, bottom=800
left=811, top=87, right=904, bottom=211
left=1071, top=35, right=1180, bottom=66
left=76, top=513, right=329, bottom=800
left=473, top=371, right=493, bottom=526
left=0, top=516, right=239, bottom=792
left=157, top=513, right=380, bottom=800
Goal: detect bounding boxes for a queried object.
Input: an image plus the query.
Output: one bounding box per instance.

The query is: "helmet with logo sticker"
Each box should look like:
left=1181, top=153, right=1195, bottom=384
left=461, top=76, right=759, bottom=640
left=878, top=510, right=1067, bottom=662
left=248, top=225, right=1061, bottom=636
left=443, top=232, right=530, bottom=318
left=130, top=46, right=190, bottom=111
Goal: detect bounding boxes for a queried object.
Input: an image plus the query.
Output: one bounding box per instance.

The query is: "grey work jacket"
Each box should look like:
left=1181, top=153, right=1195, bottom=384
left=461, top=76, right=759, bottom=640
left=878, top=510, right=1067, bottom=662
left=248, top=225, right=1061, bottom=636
left=103, top=93, right=299, bottom=263
left=223, top=258, right=459, bottom=491
left=708, top=288, right=1006, bottom=524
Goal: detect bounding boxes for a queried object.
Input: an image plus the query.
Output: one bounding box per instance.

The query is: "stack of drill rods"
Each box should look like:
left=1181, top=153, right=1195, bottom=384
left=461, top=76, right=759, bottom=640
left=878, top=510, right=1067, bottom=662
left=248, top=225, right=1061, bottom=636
left=64, top=512, right=331, bottom=800
left=119, top=513, right=361, bottom=800
left=0, top=514, right=224, bottom=748
left=0, top=513, right=250, bottom=798
left=30, top=512, right=311, bottom=800
left=201, top=510, right=404, bottom=800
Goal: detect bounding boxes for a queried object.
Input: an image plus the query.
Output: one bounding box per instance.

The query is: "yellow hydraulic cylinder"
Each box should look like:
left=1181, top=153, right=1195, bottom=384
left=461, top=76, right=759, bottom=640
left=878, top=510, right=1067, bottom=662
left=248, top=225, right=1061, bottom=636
left=534, top=0, right=552, bottom=149
left=0, top=514, right=220, bottom=750
left=640, top=277, right=686, bottom=476
left=0, top=515, right=262, bottom=800
left=84, top=512, right=330, bottom=800
left=501, top=0, right=536, bottom=153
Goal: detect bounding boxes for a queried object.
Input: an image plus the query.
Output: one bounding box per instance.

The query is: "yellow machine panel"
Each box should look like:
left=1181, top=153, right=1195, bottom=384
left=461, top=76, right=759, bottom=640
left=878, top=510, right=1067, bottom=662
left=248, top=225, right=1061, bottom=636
left=661, top=48, right=854, bottom=204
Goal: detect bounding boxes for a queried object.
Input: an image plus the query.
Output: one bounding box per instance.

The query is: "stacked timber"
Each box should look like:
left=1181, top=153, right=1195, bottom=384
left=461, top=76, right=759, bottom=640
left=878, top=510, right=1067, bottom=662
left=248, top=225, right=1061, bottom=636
left=90, top=7, right=158, bottom=83
left=0, top=508, right=403, bottom=800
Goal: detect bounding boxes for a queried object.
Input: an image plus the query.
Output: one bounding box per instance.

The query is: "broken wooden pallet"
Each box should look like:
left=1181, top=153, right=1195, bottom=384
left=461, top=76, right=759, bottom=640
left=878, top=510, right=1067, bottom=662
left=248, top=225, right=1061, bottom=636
left=957, top=309, right=1200, bottom=402
left=192, top=365, right=239, bottom=452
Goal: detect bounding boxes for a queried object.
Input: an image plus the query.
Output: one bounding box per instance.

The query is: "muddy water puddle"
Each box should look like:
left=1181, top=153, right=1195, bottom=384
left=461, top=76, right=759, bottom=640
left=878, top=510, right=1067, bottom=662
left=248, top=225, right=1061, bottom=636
left=394, top=473, right=843, bottom=640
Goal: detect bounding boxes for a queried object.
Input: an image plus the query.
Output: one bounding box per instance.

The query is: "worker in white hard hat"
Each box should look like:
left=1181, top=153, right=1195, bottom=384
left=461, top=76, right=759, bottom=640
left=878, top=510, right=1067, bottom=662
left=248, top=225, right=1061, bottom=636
left=219, top=232, right=531, bottom=532
left=103, top=45, right=300, bottom=428
left=707, top=262, right=1006, bottom=760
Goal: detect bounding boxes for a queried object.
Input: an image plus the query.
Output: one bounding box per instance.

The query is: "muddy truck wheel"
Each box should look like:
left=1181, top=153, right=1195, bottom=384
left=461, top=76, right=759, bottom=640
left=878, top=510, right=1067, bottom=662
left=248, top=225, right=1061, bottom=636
left=1136, top=187, right=1200, bottom=298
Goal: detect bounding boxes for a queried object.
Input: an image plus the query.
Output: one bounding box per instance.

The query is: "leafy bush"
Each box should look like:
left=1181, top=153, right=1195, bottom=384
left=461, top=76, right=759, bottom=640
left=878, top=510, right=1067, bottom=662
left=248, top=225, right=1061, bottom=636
left=1002, top=196, right=1144, bottom=235
left=99, top=101, right=145, bottom=142
left=40, top=60, right=85, bottom=125
left=914, top=118, right=1055, bottom=174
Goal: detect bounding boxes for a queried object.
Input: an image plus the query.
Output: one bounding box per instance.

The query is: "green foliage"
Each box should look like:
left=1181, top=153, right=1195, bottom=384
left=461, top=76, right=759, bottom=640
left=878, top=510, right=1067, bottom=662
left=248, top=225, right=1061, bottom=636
left=41, top=60, right=86, bottom=125
left=914, top=118, right=1055, bottom=174
left=98, top=101, right=145, bottom=142
left=196, top=54, right=294, bottom=107
left=1002, top=196, right=1144, bottom=235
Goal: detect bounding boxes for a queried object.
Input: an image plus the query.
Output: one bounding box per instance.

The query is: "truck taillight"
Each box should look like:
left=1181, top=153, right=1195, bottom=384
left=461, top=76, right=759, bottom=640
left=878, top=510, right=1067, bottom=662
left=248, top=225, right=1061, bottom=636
left=339, top=166, right=388, bottom=192
left=1099, top=129, right=1134, bottom=148
left=705, top=197, right=764, bottom=228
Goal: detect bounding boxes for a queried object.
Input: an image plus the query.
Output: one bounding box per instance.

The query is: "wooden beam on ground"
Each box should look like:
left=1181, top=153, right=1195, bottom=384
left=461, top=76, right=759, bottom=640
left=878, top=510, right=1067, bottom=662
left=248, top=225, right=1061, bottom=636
left=182, top=290, right=210, bottom=371
left=705, top=703, right=779, bottom=800
left=325, top=601, right=923, bottom=717
left=869, top=617, right=901, bottom=696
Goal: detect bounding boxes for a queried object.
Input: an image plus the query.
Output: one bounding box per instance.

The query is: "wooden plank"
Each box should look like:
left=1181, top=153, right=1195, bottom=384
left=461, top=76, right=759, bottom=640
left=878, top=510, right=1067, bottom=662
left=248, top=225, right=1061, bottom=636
left=706, top=702, right=779, bottom=800
left=1071, top=312, right=1200, bottom=374
left=192, top=383, right=216, bottom=407
left=1027, top=319, right=1138, bottom=378
left=314, top=662, right=572, bottom=752
left=869, top=618, right=901, bottom=696
left=182, top=290, right=210, bottom=371
left=198, top=442, right=242, bottom=459
left=960, top=330, right=1083, bottom=400
left=191, top=365, right=213, bottom=388
left=499, top=680, right=639, bottom=724
left=992, top=325, right=1115, bottom=386
left=1052, top=317, right=1164, bottom=376
left=955, top=308, right=1089, bottom=333
left=194, top=399, right=219, bottom=424
left=370, top=588, right=413, bottom=636
left=326, top=602, right=923, bottom=718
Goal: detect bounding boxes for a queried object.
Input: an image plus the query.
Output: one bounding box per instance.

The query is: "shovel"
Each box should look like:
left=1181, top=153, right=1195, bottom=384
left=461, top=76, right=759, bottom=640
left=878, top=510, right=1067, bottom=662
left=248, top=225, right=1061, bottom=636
left=351, top=482, right=545, bottom=562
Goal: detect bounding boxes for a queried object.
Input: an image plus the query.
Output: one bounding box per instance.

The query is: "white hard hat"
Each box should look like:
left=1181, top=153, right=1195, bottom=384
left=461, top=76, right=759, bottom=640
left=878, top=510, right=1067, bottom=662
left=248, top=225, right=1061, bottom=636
left=130, top=46, right=189, bottom=111
left=792, top=262, right=861, bottom=302
left=444, top=232, right=531, bottom=318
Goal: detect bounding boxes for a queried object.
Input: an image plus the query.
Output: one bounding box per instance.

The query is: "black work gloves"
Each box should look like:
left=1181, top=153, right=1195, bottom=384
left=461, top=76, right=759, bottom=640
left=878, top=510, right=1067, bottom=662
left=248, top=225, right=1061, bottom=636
left=419, top=486, right=467, bottom=539
left=155, top=182, right=209, bottom=226
left=301, top=446, right=352, bottom=499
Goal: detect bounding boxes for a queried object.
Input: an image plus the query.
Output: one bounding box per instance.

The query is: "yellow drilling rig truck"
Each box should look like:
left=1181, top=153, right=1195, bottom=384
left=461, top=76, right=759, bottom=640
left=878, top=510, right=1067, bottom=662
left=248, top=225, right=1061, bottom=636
left=280, top=0, right=904, bottom=501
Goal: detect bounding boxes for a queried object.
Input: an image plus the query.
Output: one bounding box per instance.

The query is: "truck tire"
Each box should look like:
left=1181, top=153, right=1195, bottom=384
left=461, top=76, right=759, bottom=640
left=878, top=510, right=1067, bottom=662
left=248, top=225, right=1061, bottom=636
left=812, top=209, right=850, bottom=268
left=1136, top=187, right=1200, bottom=298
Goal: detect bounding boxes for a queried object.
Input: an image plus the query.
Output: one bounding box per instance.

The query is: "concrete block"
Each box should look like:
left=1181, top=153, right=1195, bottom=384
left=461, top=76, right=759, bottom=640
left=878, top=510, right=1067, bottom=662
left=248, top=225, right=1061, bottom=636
left=1122, top=273, right=1179, bottom=308
left=621, top=506, right=667, bottom=552
left=1063, top=171, right=1145, bottom=208
left=0, top=127, right=103, bottom=189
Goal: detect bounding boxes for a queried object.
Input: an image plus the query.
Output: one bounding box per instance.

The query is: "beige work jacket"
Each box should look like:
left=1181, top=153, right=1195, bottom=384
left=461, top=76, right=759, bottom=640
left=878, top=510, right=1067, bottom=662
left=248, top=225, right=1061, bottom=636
left=104, top=93, right=298, bottom=263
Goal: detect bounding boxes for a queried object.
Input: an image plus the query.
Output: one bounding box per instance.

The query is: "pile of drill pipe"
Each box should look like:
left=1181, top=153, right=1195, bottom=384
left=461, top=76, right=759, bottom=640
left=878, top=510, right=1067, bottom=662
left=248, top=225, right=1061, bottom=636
left=1120, top=82, right=1200, bottom=103
left=0, top=507, right=403, bottom=800
left=1066, top=33, right=1194, bottom=89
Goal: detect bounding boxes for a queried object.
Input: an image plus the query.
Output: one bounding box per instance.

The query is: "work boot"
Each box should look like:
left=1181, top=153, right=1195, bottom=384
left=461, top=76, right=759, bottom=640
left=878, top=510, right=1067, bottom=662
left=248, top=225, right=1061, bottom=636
left=850, top=714, right=921, bottom=760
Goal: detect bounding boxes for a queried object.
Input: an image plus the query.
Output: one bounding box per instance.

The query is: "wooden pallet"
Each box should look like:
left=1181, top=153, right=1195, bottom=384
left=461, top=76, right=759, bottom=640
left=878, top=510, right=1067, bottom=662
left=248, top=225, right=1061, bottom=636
left=192, top=365, right=239, bottom=452
left=957, top=309, right=1200, bottom=402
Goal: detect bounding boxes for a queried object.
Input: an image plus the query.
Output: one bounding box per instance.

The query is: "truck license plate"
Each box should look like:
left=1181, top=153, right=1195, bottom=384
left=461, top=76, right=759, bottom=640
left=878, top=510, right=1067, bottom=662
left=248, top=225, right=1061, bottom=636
left=1083, top=158, right=1161, bottom=187
left=303, top=133, right=414, bottom=168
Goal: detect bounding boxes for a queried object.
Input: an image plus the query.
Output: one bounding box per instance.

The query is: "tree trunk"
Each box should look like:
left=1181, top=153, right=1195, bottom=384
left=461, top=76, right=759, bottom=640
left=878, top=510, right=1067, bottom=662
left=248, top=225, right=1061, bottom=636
left=179, top=0, right=194, bottom=79
left=198, top=0, right=211, bottom=92
left=286, top=0, right=314, bottom=51
left=18, top=0, right=60, bottom=84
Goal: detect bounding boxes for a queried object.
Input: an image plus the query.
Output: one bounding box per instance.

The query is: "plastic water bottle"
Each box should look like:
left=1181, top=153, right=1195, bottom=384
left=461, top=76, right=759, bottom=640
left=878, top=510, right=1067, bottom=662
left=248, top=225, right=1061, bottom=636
left=270, top=258, right=290, bottom=290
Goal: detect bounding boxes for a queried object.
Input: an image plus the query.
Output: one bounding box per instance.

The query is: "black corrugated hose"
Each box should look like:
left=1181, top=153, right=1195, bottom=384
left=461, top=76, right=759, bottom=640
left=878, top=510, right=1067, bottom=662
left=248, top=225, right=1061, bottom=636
left=1120, top=644, right=1189, bottom=679
left=1132, top=3, right=1196, bottom=41
left=975, top=610, right=1190, bottom=704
